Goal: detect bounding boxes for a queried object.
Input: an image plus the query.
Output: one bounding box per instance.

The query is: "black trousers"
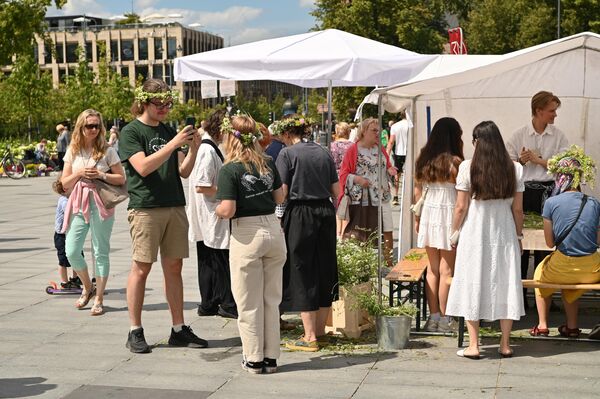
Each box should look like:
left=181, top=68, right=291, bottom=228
left=521, top=182, right=553, bottom=304
left=196, top=241, right=237, bottom=313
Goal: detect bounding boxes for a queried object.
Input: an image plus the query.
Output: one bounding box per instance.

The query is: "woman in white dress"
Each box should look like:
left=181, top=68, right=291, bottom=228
left=414, top=117, right=464, bottom=332
left=447, top=121, right=525, bottom=359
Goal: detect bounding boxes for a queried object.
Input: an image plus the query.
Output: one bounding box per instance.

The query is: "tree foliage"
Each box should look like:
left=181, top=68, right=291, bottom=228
left=0, top=0, right=66, bottom=62
left=115, top=13, right=142, bottom=25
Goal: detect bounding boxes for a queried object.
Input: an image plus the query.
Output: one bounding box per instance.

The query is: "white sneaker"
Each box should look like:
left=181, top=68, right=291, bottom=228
left=423, top=317, right=438, bottom=332
left=438, top=317, right=458, bottom=333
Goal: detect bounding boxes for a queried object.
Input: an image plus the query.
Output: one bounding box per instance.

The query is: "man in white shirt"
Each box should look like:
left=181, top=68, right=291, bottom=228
left=387, top=112, right=410, bottom=205
left=506, top=91, right=568, bottom=306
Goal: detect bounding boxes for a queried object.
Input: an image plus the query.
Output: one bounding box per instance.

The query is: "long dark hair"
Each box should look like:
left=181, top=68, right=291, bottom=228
left=470, top=121, right=515, bottom=200
left=415, top=117, right=464, bottom=183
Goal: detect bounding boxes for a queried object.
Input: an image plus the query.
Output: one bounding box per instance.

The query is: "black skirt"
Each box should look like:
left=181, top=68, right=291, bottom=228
left=281, top=199, right=338, bottom=312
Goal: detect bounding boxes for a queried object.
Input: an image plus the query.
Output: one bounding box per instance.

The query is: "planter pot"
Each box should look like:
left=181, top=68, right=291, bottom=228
left=325, top=282, right=372, bottom=338
left=376, top=315, right=412, bottom=350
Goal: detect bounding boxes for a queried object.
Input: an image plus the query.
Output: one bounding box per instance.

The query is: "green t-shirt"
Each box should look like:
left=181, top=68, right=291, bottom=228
left=216, top=159, right=282, bottom=218
left=381, top=129, right=389, bottom=147
left=119, top=119, right=185, bottom=209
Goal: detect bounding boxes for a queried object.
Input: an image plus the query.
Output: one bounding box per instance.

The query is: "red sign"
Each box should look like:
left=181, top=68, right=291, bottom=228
left=448, top=27, right=468, bottom=55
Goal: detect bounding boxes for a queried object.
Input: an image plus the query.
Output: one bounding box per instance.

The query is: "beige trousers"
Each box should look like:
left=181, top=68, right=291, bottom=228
left=229, top=214, right=287, bottom=362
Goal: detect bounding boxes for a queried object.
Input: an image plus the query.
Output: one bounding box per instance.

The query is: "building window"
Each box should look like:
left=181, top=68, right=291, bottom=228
left=66, top=42, right=78, bottom=63
left=85, top=42, right=93, bottom=62
left=135, top=65, right=148, bottom=81
left=43, top=44, right=52, bottom=64
left=58, top=68, right=67, bottom=83
left=121, top=40, right=134, bottom=61
left=110, top=40, right=119, bottom=62
left=33, top=44, right=39, bottom=63
left=120, top=66, right=129, bottom=78
left=167, top=37, right=177, bottom=59
left=154, top=38, right=163, bottom=60
left=152, top=64, right=163, bottom=79
left=96, top=40, right=106, bottom=62
left=55, top=43, right=64, bottom=63
left=164, top=62, right=174, bottom=86
left=139, top=38, right=148, bottom=60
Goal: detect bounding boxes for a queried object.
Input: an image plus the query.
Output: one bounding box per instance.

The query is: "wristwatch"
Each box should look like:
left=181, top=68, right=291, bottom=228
left=516, top=234, right=524, bottom=240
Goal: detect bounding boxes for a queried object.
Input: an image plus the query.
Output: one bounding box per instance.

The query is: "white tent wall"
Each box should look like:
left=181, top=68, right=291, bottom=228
left=392, top=42, right=600, bottom=256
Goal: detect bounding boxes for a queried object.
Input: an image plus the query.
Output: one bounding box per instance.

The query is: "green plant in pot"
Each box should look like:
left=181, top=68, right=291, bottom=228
left=356, top=287, right=417, bottom=350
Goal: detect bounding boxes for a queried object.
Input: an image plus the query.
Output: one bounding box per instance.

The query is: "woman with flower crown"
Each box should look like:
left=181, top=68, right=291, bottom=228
left=529, top=145, right=600, bottom=339
left=275, top=114, right=340, bottom=353
left=215, top=114, right=287, bottom=374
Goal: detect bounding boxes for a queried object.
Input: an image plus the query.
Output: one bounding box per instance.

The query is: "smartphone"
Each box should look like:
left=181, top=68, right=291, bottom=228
left=185, top=116, right=196, bottom=128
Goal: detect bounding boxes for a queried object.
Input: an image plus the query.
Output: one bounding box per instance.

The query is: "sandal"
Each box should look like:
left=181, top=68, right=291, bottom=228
left=75, top=287, right=96, bottom=309
left=90, top=302, right=104, bottom=316
left=558, top=324, right=581, bottom=338
left=529, top=325, right=550, bottom=337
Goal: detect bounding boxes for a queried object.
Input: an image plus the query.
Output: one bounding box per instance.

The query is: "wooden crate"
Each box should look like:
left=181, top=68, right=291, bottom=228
left=325, top=282, right=373, bottom=339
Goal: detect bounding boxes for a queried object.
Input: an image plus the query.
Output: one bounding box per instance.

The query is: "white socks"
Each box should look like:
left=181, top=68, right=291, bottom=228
left=430, top=312, right=441, bottom=321
left=173, top=324, right=184, bottom=332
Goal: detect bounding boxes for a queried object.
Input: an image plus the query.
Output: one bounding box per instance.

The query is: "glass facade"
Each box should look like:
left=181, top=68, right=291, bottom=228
left=154, top=38, right=163, bottom=60
left=85, top=42, right=93, bottom=62
left=121, top=39, right=134, bottom=61
left=66, top=43, right=78, bottom=63
left=139, top=38, right=148, bottom=60
left=167, top=37, right=177, bottom=59
left=55, top=43, right=64, bottom=63
left=152, top=64, right=163, bottom=79
left=110, top=40, right=119, bottom=62
left=135, top=65, right=148, bottom=81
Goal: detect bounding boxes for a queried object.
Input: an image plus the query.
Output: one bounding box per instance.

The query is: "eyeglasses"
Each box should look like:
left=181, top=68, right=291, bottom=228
left=85, top=124, right=100, bottom=130
left=149, top=100, right=173, bottom=110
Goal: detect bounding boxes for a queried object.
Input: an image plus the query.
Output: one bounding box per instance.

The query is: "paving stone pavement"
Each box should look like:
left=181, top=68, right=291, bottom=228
left=1, top=175, right=599, bottom=399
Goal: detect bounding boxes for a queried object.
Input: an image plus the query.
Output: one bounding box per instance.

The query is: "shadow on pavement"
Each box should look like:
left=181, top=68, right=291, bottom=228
left=0, top=377, right=57, bottom=398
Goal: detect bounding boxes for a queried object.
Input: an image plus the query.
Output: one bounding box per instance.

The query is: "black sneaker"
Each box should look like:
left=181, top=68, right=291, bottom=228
left=197, top=305, right=218, bottom=316
left=168, top=325, right=208, bottom=348
left=60, top=280, right=80, bottom=289
left=217, top=305, right=238, bottom=319
left=126, top=327, right=151, bottom=353
left=241, top=356, right=263, bottom=374
left=589, top=324, right=600, bottom=340
left=70, top=276, right=82, bottom=287
left=263, top=358, right=277, bottom=374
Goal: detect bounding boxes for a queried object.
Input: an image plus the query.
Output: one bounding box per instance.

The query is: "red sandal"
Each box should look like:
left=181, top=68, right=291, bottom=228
left=529, top=325, right=550, bottom=336
left=558, top=324, right=581, bottom=338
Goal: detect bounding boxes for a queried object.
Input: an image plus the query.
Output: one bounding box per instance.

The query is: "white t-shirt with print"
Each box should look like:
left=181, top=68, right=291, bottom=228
left=63, top=146, right=120, bottom=173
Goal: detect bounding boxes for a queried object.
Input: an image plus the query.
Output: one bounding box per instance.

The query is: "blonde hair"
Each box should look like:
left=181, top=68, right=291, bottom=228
left=224, top=115, right=271, bottom=175
left=69, top=109, right=108, bottom=161
left=56, top=124, right=65, bottom=133
left=356, top=118, right=378, bottom=142
left=335, top=122, right=351, bottom=139
left=531, top=91, right=561, bottom=116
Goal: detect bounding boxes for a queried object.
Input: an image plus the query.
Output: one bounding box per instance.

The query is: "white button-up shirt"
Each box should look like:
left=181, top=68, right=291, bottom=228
left=506, top=122, right=568, bottom=182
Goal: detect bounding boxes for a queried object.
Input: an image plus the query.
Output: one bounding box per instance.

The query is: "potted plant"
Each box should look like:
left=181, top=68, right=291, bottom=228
left=326, top=238, right=378, bottom=338
left=356, top=288, right=418, bottom=350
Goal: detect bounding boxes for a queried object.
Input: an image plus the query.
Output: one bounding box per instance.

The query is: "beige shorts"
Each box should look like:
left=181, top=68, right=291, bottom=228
left=127, top=207, right=189, bottom=263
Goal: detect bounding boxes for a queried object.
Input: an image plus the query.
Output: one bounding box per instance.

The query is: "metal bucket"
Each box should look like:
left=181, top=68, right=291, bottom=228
left=376, top=315, right=412, bottom=350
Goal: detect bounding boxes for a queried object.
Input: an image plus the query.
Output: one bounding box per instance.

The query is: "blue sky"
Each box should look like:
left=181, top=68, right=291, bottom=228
left=47, top=0, right=317, bottom=46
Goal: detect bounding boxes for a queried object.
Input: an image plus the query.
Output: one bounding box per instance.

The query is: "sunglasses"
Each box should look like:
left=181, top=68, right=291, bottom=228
left=149, top=99, right=173, bottom=109
left=85, top=124, right=100, bottom=130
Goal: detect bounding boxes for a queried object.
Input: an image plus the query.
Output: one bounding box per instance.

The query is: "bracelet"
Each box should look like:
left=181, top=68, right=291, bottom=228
left=517, top=234, right=524, bottom=240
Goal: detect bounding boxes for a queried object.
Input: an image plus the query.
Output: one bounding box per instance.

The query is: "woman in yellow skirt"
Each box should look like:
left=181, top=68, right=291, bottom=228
left=530, top=146, right=600, bottom=338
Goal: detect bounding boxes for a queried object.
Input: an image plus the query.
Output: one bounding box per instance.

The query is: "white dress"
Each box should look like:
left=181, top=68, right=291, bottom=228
left=417, top=182, right=456, bottom=250
left=446, top=160, right=526, bottom=321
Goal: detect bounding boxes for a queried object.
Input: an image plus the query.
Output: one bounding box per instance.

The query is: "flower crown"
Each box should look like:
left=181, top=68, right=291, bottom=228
left=221, top=113, right=263, bottom=146
left=547, top=145, right=596, bottom=189
left=134, top=86, right=179, bottom=104
left=271, top=116, right=313, bottom=136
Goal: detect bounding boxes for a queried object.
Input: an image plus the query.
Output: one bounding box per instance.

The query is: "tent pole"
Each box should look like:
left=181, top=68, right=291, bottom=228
left=327, top=80, right=333, bottom=147
left=377, top=94, right=383, bottom=306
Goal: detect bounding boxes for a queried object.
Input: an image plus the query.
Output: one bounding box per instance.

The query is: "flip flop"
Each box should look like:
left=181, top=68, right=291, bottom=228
left=456, top=348, right=480, bottom=360
left=90, top=302, right=104, bottom=316
left=75, top=287, right=96, bottom=309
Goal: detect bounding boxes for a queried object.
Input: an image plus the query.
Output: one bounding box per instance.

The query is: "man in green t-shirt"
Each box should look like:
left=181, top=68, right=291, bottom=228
left=119, top=78, right=206, bottom=353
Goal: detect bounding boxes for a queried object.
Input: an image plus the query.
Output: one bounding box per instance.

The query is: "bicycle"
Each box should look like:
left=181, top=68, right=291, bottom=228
left=1, top=146, right=26, bottom=179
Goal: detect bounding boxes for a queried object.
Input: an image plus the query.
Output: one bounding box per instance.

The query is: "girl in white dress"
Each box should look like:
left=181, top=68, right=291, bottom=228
left=414, top=117, right=464, bottom=332
left=447, top=121, right=525, bottom=359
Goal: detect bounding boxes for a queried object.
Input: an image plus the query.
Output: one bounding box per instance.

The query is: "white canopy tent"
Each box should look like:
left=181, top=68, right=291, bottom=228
left=367, top=32, right=600, bottom=255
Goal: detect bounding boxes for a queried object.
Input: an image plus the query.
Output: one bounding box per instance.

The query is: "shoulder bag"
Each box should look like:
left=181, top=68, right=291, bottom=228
left=95, top=176, right=129, bottom=209
left=409, top=186, right=428, bottom=217
left=336, top=185, right=351, bottom=220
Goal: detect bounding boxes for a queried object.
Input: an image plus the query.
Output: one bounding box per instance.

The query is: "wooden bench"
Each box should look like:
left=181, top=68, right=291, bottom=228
left=447, top=277, right=600, bottom=347
left=385, top=248, right=429, bottom=331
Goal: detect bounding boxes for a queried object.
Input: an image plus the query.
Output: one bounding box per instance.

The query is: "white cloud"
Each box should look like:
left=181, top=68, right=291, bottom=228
left=47, top=0, right=109, bottom=17
left=299, top=0, right=315, bottom=8
left=135, top=0, right=159, bottom=9
left=230, top=28, right=273, bottom=45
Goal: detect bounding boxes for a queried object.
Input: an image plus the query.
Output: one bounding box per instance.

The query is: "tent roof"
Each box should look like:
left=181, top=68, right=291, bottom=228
left=174, top=29, right=436, bottom=88
left=374, top=32, right=600, bottom=102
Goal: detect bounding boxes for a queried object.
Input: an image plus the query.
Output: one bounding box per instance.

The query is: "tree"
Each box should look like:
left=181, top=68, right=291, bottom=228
left=560, top=0, right=600, bottom=36
left=115, top=13, right=142, bottom=25
left=0, top=0, right=66, bottom=62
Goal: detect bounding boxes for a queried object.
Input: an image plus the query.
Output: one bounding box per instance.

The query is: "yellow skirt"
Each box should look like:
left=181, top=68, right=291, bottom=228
left=533, top=251, right=600, bottom=303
